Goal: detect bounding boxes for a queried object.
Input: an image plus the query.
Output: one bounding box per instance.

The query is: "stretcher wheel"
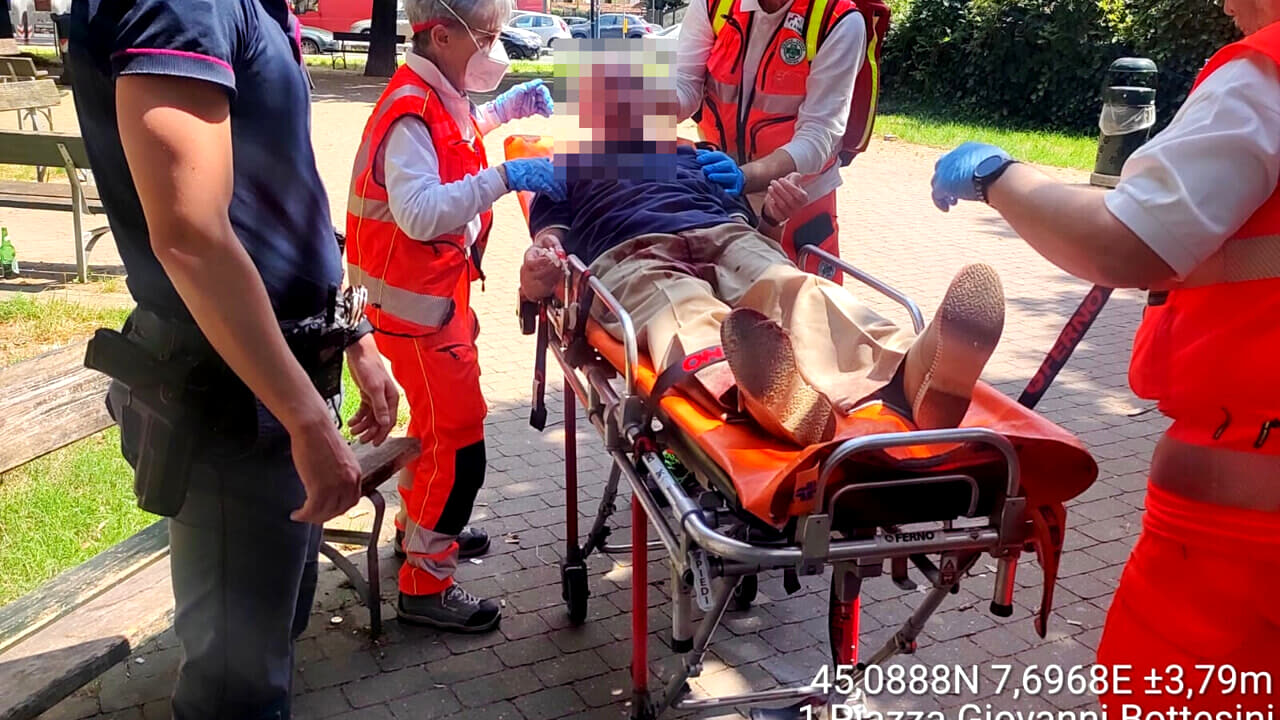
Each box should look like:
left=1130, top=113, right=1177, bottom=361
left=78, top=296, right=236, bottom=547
left=731, top=574, right=758, bottom=610
left=561, top=560, right=589, bottom=625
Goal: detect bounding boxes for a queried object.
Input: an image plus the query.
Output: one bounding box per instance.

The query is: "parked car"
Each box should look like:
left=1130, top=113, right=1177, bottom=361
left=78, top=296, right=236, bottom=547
left=348, top=7, right=412, bottom=40
left=501, top=27, right=544, bottom=59
left=654, top=24, right=680, bottom=38
left=509, top=11, right=571, bottom=47
left=299, top=25, right=339, bottom=54
left=570, top=13, right=660, bottom=39
left=562, top=16, right=589, bottom=26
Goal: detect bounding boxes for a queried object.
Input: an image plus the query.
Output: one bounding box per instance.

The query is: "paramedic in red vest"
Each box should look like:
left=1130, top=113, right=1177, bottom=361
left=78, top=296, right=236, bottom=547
left=346, top=0, right=563, bottom=632
left=930, top=2, right=1280, bottom=708
left=676, top=0, right=866, bottom=278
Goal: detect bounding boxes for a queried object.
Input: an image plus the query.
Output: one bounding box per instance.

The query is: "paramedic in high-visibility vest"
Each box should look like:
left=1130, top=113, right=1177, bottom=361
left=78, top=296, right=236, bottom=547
left=675, top=0, right=880, bottom=278
left=930, top=1, right=1280, bottom=709
left=346, top=0, right=563, bottom=632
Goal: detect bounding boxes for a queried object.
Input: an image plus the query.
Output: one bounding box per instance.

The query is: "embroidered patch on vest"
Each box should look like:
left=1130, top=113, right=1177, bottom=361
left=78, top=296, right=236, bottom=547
left=780, top=36, right=805, bottom=65
left=784, top=11, right=805, bottom=34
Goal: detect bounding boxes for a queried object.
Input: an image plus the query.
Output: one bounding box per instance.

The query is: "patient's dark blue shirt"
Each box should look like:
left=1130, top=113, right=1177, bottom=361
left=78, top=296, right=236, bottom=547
left=528, top=145, right=757, bottom=265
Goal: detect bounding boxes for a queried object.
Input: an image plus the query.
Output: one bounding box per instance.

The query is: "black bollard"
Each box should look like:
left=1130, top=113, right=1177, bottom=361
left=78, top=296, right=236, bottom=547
left=1090, top=57, right=1157, bottom=188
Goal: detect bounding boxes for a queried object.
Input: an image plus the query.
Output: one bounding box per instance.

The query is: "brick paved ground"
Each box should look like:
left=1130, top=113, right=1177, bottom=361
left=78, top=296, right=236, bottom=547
left=16, top=69, right=1167, bottom=720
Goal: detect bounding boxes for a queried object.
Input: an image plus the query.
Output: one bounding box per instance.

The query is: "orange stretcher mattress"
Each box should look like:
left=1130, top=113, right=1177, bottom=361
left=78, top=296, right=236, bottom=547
left=586, top=322, right=1097, bottom=528
left=505, top=134, right=1097, bottom=529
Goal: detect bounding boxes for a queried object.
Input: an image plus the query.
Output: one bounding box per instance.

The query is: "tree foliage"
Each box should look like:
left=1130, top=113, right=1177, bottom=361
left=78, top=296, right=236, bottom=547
left=882, top=0, right=1240, bottom=132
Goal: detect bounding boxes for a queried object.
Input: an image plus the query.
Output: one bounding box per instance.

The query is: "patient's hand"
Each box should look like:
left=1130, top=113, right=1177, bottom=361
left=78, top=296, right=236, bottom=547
left=762, top=173, right=808, bottom=226
left=520, top=234, right=566, bottom=300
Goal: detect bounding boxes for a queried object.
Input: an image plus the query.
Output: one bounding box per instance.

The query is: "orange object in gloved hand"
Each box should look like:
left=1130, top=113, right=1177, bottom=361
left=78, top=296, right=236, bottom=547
left=776, top=190, right=841, bottom=283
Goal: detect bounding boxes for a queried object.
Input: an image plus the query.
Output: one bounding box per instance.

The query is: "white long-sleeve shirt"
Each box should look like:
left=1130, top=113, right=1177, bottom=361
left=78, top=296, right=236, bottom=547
left=676, top=0, right=865, bottom=200
left=381, top=51, right=509, bottom=247
left=1104, top=52, right=1280, bottom=278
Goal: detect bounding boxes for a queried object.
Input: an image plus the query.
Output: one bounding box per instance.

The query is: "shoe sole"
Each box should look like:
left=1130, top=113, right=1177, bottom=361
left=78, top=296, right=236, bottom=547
left=396, top=608, right=502, bottom=633
left=722, top=308, right=837, bottom=447
left=912, top=264, right=1005, bottom=429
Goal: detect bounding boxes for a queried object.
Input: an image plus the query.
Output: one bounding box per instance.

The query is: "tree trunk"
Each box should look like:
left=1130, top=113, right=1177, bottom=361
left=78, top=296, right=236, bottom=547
left=365, top=0, right=399, bottom=78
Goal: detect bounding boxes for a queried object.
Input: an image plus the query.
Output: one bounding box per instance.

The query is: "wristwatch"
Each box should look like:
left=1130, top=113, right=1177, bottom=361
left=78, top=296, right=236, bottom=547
left=973, top=155, right=1017, bottom=204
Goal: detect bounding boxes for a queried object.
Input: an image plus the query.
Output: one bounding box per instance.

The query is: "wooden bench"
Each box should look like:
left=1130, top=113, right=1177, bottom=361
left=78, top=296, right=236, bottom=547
left=0, top=57, right=49, bottom=81
left=0, top=338, right=418, bottom=720
left=330, top=32, right=406, bottom=69
left=0, top=78, right=59, bottom=132
left=0, top=130, right=109, bottom=282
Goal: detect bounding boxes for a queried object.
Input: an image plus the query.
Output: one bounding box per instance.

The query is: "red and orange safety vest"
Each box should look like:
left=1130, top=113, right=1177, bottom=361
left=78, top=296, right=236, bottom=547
left=695, top=0, right=888, bottom=167
left=346, top=65, right=492, bottom=337
left=1129, top=21, right=1280, bottom=452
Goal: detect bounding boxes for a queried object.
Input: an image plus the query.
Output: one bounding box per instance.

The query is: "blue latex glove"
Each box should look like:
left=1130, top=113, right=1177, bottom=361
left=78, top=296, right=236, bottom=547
left=491, top=79, right=554, bottom=124
left=504, top=157, right=566, bottom=202
left=696, top=149, right=746, bottom=197
left=930, top=141, right=1011, bottom=211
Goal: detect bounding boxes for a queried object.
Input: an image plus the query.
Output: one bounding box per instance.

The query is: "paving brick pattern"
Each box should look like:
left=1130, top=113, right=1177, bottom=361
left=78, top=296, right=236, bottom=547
left=21, top=70, right=1169, bottom=720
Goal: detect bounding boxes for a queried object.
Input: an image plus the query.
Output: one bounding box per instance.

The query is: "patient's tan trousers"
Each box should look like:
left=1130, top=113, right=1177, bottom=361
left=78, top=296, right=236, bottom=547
left=588, top=223, right=916, bottom=412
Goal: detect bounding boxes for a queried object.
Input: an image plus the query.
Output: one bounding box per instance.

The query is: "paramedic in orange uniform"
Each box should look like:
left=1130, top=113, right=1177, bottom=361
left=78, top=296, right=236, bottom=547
left=675, top=0, right=872, bottom=279
left=346, top=0, right=563, bottom=632
left=930, top=1, right=1280, bottom=709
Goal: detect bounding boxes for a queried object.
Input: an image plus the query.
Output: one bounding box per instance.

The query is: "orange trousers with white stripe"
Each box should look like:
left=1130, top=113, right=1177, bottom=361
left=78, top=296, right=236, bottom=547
left=373, top=309, right=487, bottom=597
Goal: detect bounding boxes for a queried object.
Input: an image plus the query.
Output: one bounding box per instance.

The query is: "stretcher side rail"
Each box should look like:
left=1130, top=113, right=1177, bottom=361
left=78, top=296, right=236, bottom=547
left=798, top=245, right=926, bottom=332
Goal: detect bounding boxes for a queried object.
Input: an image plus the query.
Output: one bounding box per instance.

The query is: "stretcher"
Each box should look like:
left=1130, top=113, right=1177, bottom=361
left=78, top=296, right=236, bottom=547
left=505, top=135, right=1099, bottom=719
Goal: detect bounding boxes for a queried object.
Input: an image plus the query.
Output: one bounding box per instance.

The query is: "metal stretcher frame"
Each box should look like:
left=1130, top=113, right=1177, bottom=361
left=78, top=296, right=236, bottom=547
left=524, top=245, right=1035, bottom=720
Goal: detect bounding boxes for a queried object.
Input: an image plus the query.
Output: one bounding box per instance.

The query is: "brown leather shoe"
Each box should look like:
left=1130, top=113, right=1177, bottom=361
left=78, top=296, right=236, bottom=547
left=902, top=264, right=1005, bottom=429
left=721, top=308, right=838, bottom=447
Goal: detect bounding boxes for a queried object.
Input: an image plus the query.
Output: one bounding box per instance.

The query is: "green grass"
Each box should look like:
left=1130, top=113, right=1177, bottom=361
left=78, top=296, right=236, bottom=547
left=0, top=296, right=131, bottom=367
left=0, top=428, right=152, bottom=605
left=876, top=112, right=1098, bottom=170
left=0, top=291, right=409, bottom=606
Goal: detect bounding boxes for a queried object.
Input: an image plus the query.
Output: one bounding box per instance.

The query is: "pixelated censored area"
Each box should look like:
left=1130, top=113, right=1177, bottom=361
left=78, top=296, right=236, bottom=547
left=552, top=37, right=681, bottom=183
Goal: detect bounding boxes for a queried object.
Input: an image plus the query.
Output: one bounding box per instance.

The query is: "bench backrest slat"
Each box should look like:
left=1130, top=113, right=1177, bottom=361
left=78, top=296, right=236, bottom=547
left=0, top=79, right=60, bottom=112
left=0, top=341, right=114, bottom=475
left=0, top=57, right=41, bottom=78
left=0, top=131, right=90, bottom=169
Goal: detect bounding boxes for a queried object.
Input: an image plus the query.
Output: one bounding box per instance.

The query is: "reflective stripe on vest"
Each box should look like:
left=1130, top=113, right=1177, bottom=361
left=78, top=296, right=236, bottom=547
left=350, top=83, right=430, bottom=193
left=1160, top=233, right=1280, bottom=289
left=346, top=262, right=455, bottom=328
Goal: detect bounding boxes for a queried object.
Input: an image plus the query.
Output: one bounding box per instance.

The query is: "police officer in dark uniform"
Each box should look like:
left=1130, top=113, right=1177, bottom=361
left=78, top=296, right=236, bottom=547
left=66, top=1, right=399, bottom=717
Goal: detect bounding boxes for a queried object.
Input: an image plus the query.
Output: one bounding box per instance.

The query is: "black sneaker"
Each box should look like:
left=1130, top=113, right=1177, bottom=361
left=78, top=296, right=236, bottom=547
left=394, top=526, right=491, bottom=559
left=397, top=585, right=501, bottom=633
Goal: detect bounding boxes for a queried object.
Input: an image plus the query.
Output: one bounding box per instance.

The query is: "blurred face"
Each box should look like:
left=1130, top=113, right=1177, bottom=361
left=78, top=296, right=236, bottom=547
left=1223, top=0, right=1278, bottom=35
left=578, top=72, right=678, bottom=143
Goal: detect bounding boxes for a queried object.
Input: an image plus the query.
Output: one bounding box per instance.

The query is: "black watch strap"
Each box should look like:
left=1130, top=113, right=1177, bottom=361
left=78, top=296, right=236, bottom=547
left=975, top=158, right=1017, bottom=204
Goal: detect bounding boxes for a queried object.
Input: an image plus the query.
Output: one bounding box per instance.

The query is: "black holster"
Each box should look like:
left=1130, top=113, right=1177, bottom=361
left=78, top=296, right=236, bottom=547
left=85, top=307, right=347, bottom=517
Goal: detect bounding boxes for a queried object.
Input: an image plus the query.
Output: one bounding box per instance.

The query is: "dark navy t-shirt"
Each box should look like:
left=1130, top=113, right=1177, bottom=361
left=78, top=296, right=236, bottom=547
left=67, top=0, right=342, bottom=321
left=528, top=145, right=757, bottom=265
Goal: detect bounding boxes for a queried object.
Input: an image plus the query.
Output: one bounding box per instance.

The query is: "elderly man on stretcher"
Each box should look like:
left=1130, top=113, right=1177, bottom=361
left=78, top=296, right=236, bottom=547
left=517, top=77, right=1006, bottom=446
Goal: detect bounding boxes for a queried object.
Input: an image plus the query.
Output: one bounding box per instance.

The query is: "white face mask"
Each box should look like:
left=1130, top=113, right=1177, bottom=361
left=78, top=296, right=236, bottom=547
left=464, top=37, right=509, bottom=93
left=438, top=0, right=510, bottom=93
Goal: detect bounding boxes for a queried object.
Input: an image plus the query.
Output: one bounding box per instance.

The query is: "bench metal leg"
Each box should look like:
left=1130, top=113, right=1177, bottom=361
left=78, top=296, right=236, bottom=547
left=84, top=226, right=110, bottom=256
left=319, top=488, right=388, bottom=638
left=57, top=142, right=89, bottom=283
